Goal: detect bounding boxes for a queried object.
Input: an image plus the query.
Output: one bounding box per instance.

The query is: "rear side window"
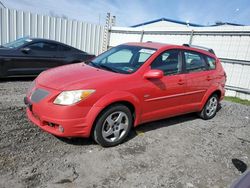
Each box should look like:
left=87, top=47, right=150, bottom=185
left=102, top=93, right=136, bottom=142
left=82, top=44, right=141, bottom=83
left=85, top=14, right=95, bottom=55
left=205, top=56, right=216, bottom=70
left=184, top=51, right=207, bottom=72
left=28, top=42, right=58, bottom=51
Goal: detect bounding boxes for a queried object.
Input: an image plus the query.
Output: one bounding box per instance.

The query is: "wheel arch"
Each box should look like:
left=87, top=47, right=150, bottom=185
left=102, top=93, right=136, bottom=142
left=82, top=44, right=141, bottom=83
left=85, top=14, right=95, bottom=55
left=90, top=100, right=137, bottom=138
left=199, top=86, right=223, bottom=111
left=212, top=90, right=222, bottom=99
left=87, top=91, right=142, bottom=137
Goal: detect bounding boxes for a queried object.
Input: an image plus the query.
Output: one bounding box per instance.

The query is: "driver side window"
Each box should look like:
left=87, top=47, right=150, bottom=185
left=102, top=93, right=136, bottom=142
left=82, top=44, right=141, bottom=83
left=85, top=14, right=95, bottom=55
left=150, top=50, right=181, bottom=75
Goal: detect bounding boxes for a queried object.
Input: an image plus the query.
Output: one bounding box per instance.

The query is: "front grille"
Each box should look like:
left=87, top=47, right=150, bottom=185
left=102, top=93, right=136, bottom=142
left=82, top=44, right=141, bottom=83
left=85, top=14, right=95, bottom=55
left=30, top=88, right=50, bottom=103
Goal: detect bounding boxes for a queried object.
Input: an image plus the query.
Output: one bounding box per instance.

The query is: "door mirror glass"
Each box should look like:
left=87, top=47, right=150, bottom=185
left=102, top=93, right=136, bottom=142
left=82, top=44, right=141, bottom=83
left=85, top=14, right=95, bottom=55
left=144, top=69, right=163, bottom=79
left=21, top=47, right=31, bottom=54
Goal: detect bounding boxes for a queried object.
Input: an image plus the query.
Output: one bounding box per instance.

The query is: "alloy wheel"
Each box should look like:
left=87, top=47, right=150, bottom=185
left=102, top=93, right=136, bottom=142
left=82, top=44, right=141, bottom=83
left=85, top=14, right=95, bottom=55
left=101, top=111, right=129, bottom=142
left=205, top=96, right=218, bottom=117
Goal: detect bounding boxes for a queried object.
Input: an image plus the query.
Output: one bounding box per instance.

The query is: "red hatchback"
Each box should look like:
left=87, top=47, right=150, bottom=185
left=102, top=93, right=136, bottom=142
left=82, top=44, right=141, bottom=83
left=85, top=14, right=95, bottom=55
left=25, top=42, right=226, bottom=147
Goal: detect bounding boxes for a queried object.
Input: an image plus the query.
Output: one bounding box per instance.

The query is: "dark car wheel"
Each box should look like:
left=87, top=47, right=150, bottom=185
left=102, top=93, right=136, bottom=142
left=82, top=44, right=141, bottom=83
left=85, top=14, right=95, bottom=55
left=0, top=63, right=7, bottom=78
left=198, top=94, right=219, bottom=120
left=93, top=104, right=133, bottom=147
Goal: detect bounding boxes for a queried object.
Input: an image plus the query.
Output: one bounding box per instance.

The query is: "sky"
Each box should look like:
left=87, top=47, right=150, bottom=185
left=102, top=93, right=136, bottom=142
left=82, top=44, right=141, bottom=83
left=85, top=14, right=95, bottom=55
left=1, top=0, right=250, bottom=26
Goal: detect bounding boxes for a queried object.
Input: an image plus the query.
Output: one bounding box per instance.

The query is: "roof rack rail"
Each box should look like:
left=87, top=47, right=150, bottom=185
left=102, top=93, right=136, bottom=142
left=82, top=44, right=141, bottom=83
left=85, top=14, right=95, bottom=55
left=183, top=44, right=215, bottom=54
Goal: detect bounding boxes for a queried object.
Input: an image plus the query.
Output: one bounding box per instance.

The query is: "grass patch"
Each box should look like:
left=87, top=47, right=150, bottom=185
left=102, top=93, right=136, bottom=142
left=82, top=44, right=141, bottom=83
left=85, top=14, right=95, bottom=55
left=224, top=96, right=250, bottom=106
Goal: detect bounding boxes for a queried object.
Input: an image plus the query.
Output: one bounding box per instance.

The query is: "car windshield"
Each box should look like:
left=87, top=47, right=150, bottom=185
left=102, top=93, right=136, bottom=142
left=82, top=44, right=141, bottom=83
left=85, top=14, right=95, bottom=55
left=88, top=45, right=156, bottom=74
left=2, top=37, right=32, bottom=48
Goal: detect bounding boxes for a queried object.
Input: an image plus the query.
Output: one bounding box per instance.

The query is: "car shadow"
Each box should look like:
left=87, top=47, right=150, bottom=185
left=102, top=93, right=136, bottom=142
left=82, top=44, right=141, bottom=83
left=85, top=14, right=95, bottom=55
left=55, top=113, right=192, bottom=146
left=55, top=104, right=223, bottom=146
left=126, top=104, right=223, bottom=142
left=0, top=77, right=35, bottom=82
left=126, top=113, right=198, bottom=142
left=55, top=136, right=96, bottom=146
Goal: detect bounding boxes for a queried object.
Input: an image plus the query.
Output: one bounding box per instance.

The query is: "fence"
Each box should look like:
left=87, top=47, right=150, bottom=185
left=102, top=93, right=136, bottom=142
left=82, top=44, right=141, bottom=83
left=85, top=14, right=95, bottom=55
left=1, top=8, right=250, bottom=99
left=0, top=8, right=106, bottom=55
left=109, top=27, right=250, bottom=100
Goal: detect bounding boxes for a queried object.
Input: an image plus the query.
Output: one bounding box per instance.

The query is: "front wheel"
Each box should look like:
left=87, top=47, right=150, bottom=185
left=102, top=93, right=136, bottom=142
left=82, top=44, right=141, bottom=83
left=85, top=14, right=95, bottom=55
left=93, top=104, right=133, bottom=147
left=198, top=94, right=219, bottom=120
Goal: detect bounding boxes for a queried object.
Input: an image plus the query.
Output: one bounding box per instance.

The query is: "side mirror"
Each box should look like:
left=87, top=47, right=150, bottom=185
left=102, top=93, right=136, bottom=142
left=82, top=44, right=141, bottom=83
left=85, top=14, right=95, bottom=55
left=144, top=69, right=164, bottom=79
left=21, top=47, right=31, bottom=54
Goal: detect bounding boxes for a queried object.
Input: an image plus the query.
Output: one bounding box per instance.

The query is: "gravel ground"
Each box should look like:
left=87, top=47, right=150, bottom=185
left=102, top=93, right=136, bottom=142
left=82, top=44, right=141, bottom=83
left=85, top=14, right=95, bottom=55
left=0, top=78, right=249, bottom=188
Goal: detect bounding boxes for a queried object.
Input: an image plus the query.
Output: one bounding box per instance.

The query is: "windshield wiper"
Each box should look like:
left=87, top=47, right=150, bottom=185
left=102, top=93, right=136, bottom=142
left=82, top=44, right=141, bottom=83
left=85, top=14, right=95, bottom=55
left=98, top=64, right=120, bottom=73
left=87, top=61, right=120, bottom=73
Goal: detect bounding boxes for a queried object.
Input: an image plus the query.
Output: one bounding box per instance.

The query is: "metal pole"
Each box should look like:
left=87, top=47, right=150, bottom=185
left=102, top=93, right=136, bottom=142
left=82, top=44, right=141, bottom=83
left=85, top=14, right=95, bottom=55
left=189, top=30, right=194, bottom=45
left=140, top=30, right=144, bottom=42
left=102, top=13, right=111, bottom=52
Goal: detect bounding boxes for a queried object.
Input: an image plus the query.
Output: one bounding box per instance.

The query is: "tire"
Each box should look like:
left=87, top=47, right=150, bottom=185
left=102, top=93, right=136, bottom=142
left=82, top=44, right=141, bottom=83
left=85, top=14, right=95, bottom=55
left=93, top=104, right=133, bottom=147
left=198, top=94, right=219, bottom=120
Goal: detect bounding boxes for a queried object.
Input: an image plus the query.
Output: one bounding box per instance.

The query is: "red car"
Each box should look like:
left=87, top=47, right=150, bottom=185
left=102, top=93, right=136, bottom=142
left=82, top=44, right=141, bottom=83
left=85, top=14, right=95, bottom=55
left=24, top=42, right=226, bottom=147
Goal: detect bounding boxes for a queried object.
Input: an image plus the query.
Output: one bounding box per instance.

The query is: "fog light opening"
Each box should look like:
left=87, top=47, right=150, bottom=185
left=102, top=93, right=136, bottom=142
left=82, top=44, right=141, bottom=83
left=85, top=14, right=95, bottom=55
left=47, top=122, right=55, bottom=127
left=58, top=125, right=64, bottom=133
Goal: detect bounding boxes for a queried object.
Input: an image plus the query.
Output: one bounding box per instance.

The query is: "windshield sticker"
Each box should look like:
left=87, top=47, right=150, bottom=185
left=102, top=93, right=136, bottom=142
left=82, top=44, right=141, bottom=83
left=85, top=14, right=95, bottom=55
left=139, top=49, right=156, bottom=54
left=122, top=67, right=134, bottom=73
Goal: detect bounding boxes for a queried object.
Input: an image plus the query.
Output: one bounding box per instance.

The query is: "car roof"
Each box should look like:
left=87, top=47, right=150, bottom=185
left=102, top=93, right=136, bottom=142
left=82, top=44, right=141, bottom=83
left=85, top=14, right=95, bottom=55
left=125, top=42, right=169, bottom=49
left=29, top=38, right=69, bottom=46
left=27, top=38, right=87, bottom=53
left=124, top=42, right=216, bottom=57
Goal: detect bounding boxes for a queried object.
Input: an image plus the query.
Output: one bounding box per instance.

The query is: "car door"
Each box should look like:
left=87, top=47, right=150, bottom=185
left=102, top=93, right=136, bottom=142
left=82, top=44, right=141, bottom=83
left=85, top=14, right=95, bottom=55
left=55, top=44, right=74, bottom=64
left=7, top=42, right=60, bottom=75
left=140, top=49, right=187, bottom=123
left=182, top=50, right=213, bottom=110
left=25, top=42, right=61, bottom=73
left=1, top=47, right=36, bottom=76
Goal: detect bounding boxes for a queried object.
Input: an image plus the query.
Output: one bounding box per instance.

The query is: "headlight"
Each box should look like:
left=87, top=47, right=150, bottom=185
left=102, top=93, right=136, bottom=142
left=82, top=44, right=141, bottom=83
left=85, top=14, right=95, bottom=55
left=54, top=90, right=95, bottom=105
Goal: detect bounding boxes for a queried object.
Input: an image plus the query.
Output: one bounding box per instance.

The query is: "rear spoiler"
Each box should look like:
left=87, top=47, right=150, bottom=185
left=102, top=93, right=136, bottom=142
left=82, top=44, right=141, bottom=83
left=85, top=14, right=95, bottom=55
left=183, top=44, right=215, bottom=55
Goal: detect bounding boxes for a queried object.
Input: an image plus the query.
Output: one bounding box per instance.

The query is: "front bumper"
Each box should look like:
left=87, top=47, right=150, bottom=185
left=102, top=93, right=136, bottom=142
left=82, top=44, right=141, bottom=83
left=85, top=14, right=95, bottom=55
left=24, top=87, right=102, bottom=138
left=26, top=103, right=90, bottom=137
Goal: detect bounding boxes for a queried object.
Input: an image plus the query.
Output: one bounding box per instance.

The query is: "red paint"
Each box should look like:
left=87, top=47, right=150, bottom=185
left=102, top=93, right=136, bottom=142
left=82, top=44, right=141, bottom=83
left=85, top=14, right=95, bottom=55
left=25, top=42, right=226, bottom=138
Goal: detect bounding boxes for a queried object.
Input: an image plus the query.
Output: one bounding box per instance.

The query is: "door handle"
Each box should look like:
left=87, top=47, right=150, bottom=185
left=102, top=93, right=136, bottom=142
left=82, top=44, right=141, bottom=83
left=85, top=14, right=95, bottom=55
left=206, top=76, right=212, bottom=81
left=177, top=79, right=185, bottom=85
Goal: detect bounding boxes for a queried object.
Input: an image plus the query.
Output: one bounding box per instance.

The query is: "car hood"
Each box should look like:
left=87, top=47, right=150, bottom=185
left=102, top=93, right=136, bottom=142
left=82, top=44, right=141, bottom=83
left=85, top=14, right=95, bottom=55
left=37, top=63, right=121, bottom=90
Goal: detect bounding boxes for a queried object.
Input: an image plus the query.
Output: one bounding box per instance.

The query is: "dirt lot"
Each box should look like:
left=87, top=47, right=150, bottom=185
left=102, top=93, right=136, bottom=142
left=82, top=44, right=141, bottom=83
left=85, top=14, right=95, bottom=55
left=0, top=78, right=249, bottom=188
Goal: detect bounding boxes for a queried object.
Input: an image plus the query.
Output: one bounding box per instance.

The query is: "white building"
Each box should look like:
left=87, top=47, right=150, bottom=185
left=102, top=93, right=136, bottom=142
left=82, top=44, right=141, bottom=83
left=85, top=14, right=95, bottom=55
left=131, top=17, right=244, bottom=30
left=109, top=18, right=250, bottom=100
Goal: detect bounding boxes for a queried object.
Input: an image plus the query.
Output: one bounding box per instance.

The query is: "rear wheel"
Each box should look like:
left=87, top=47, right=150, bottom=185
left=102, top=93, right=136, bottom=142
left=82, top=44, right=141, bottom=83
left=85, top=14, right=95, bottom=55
left=93, top=104, right=132, bottom=147
left=198, top=94, right=219, bottom=120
